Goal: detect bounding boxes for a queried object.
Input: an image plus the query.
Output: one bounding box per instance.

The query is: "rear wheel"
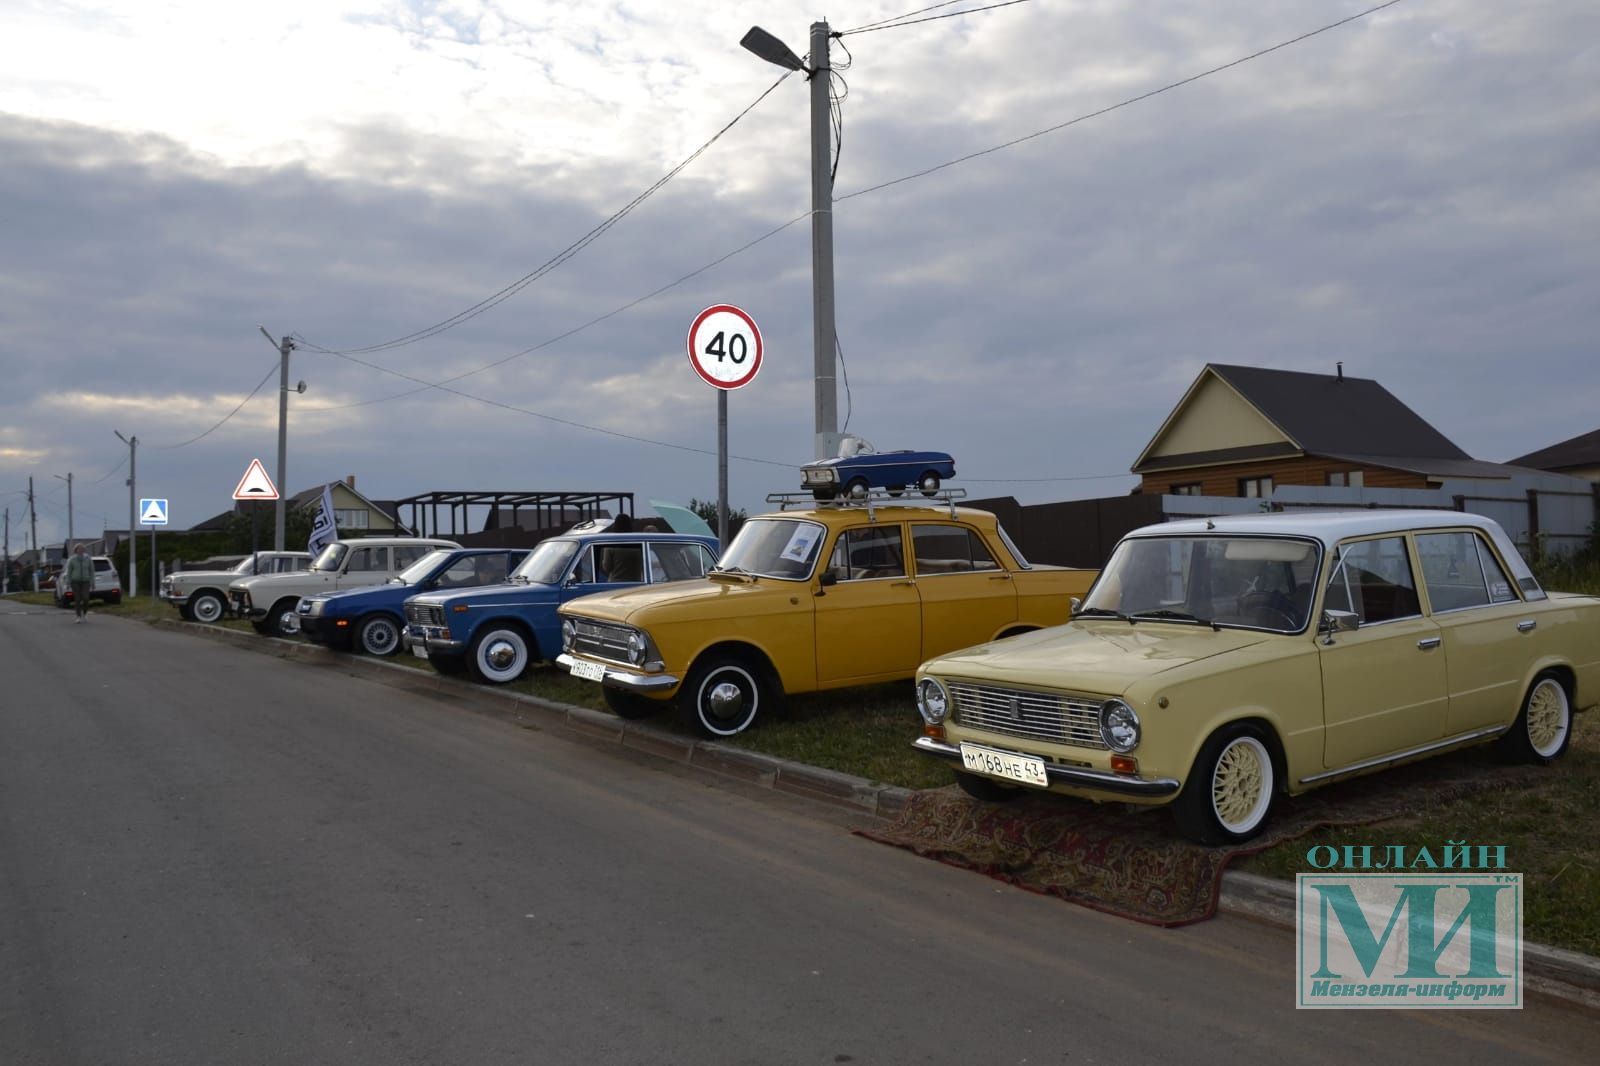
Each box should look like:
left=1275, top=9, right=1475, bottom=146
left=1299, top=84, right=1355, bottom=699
left=919, top=471, right=942, bottom=497
left=357, top=613, right=402, bottom=656
left=189, top=591, right=225, bottom=624
left=1497, top=671, right=1572, bottom=764
left=1171, top=724, right=1278, bottom=845
left=682, top=654, right=771, bottom=736
left=470, top=625, right=532, bottom=684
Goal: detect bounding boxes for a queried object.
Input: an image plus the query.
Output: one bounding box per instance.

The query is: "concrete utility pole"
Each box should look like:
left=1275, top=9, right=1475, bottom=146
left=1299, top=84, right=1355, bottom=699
left=3, top=507, right=10, bottom=594
left=27, top=476, right=38, bottom=591
left=115, top=431, right=137, bottom=598
left=741, top=21, right=841, bottom=461
left=53, top=472, right=73, bottom=549
left=807, top=21, right=840, bottom=462
left=263, top=328, right=296, bottom=552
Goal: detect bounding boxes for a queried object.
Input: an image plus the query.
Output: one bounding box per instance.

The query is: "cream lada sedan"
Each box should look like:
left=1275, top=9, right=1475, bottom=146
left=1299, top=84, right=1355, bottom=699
left=912, top=510, right=1598, bottom=844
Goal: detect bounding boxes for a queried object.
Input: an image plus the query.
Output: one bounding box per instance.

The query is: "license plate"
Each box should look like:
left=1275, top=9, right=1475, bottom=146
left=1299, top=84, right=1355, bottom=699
left=569, top=659, right=606, bottom=682
left=959, top=743, right=1049, bottom=788
left=410, top=642, right=429, bottom=659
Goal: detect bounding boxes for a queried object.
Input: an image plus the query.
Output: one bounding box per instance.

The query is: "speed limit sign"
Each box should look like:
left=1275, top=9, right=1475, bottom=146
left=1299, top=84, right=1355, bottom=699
left=687, top=304, right=763, bottom=390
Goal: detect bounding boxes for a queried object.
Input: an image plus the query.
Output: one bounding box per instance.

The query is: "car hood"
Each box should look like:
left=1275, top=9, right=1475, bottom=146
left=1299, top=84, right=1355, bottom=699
left=925, top=620, right=1273, bottom=695
left=560, top=576, right=785, bottom=624
left=230, top=570, right=336, bottom=591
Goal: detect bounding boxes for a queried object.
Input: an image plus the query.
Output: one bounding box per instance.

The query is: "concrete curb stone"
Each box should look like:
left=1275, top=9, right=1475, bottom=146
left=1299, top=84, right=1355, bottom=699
left=144, top=613, right=1599, bottom=1011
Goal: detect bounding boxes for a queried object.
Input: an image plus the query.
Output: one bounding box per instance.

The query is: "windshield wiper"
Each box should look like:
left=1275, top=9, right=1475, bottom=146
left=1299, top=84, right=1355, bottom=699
left=1130, top=608, right=1221, bottom=631
left=1073, top=606, right=1134, bottom=623
left=708, top=565, right=755, bottom=582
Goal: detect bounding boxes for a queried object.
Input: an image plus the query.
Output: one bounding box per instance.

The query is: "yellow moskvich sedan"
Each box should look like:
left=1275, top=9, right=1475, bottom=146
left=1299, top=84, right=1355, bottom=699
left=556, top=499, right=1096, bottom=736
left=913, top=510, right=1597, bottom=844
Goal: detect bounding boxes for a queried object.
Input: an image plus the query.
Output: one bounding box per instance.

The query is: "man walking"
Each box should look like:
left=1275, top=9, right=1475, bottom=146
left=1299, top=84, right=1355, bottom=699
left=65, top=544, right=94, bottom=622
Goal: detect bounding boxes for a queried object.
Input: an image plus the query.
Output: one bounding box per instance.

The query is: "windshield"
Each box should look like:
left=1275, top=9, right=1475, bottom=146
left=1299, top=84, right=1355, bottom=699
left=310, top=544, right=347, bottom=572
left=715, top=518, right=827, bottom=580
left=229, top=557, right=258, bottom=575
left=396, top=550, right=453, bottom=585
left=1082, top=535, right=1322, bottom=632
left=514, top=539, right=580, bottom=585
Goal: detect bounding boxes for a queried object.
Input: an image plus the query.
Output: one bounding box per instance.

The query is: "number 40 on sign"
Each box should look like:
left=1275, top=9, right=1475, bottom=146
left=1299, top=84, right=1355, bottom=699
left=687, top=304, right=763, bottom=390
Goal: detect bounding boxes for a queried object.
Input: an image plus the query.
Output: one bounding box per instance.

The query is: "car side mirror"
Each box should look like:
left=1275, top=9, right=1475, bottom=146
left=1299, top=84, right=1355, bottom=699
left=819, top=571, right=838, bottom=588
left=1070, top=596, right=1082, bottom=614
left=1319, top=608, right=1359, bottom=644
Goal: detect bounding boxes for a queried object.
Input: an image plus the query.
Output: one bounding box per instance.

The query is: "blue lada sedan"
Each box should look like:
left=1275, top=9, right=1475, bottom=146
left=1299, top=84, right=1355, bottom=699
left=299, top=548, right=529, bottom=656
left=404, top=531, right=719, bottom=683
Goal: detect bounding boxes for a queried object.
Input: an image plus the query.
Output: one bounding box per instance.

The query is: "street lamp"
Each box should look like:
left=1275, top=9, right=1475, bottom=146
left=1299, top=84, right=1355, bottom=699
left=742, top=22, right=841, bottom=460
left=52, top=472, right=73, bottom=550
left=114, top=430, right=137, bottom=597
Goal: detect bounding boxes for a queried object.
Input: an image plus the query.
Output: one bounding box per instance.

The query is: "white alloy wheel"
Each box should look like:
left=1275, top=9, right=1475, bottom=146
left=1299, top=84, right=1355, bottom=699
left=190, top=591, right=225, bottom=624
left=1209, top=735, right=1274, bottom=836
left=358, top=615, right=402, bottom=656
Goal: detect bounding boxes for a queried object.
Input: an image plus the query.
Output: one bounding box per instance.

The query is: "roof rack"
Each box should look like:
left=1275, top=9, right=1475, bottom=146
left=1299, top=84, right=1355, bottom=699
left=765, top=487, right=968, bottom=520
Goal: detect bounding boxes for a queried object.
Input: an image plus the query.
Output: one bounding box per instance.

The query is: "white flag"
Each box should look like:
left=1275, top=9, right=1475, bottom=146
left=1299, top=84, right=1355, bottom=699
left=307, top=483, right=338, bottom=556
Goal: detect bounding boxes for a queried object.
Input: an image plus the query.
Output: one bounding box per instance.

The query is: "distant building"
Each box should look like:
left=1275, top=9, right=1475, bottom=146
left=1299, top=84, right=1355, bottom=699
left=1132, top=363, right=1532, bottom=497
left=189, top=476, right=409, bottom=534
left=1509, top=428, right=1600, bottom=483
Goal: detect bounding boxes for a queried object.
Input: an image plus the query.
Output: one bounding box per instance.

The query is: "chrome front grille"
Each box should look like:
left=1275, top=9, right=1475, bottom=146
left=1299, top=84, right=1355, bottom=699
left=950, top=683, right=1108, bottom=750
left=570, top=619, right=635, bottom=663
left=407, top=603, right=445, bottom=627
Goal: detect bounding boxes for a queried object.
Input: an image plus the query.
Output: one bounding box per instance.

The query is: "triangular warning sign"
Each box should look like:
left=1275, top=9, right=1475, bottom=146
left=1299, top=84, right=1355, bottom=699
left=232, top=458, right=280, bottom=500
left=139, top=499, right=168, bottom=524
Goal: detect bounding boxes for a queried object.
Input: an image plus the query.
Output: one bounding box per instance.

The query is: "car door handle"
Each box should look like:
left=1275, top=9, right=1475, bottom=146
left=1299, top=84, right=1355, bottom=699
left=1417, top=637, right=1442, bottom=650
left=1517, top=619, right=1537, bottom=633
left=890, top=580, right=915, bottom=588
left=989, top=573, right=1012, bottom=581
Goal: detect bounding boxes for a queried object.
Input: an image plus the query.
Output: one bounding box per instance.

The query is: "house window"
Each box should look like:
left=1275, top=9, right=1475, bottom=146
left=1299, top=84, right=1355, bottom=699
left=1169, top=483, right=1203, bottom=496
left=333, top=508, right=369, bottom=530
left=1326, top=471, right=1365, bottom=488
left=1239, top=476, right=1274, bottom=499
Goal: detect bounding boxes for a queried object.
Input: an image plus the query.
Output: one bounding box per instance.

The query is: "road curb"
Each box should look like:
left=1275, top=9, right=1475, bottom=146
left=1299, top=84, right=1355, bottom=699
left=145, top=615, right=1599, bottom=1011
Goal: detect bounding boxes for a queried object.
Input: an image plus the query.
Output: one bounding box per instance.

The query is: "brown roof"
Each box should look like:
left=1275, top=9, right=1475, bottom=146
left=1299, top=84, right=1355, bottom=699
left=1508, top=427, right=1600, bottom=471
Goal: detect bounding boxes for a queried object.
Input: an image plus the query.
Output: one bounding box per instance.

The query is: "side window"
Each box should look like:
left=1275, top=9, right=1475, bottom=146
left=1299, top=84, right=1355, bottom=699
left=345, top=546, right=382, bottom=572
left=392, top=545, right=430, bottom=569
left=911, top=525, right=998, bottom=576
left=1323, top=537, right=1420, bottom=624
left=597, top=543, right=645, bottom=583
left=1415, top=532, right=1491, bottom=612
left=572, top=548, right=598, bottom=584
left=648, top=543, right=714, bottom=583
left=1475, top=538, right=1520, bottom=604
left=697, top=545, right=718, bottom=573
left=475, top=554, right=511, bottom=585
left=826, top=527, right=906, bottom=582
left=438, top=557, right=481, bottom=587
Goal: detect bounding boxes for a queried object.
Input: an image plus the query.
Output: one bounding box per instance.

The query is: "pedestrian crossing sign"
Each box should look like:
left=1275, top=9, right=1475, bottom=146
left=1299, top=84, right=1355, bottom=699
left=139, top=498, right=169, bottom=526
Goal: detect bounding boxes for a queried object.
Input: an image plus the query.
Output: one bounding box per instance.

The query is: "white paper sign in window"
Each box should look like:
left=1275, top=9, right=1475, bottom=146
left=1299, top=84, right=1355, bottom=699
left=779, top=525, right=823, bottom=564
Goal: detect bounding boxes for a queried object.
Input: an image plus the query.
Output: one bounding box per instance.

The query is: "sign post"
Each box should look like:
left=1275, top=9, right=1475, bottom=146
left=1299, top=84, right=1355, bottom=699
left=233, top=460, right=280, bottom=573
left=687, top=305, right=763, bottom=547
left=138, top=498, right=169, bottom=597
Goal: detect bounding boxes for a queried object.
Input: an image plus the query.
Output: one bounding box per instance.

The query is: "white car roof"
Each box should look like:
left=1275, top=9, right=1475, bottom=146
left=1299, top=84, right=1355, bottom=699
left=1131, top=508, right=1504, bottom=547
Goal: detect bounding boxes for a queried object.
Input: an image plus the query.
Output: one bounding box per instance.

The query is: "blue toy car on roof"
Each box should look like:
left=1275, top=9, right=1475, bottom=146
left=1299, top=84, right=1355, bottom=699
left=298, top=547, right=528, bottom=656
left=800, top=448, right=956, bottom=500
left=403, top=531, right=719, bottom=684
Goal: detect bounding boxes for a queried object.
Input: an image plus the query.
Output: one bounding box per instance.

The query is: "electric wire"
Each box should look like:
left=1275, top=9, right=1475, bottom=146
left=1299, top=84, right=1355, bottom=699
left=842, top=1, right=969, bottom=34
left=837, top=0, right=1407, bottom=202
left=311, top=71, right=796, bottom=357
left=840, top=0, right=1034, bottom=36
left=87, top=454, right=128, bottom=485
left=152, top=359, right=281, bottom=450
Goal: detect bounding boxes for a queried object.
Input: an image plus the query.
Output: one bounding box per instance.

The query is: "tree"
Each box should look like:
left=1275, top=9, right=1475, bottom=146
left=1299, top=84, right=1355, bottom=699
left=687, top=498, right=748, bottom=541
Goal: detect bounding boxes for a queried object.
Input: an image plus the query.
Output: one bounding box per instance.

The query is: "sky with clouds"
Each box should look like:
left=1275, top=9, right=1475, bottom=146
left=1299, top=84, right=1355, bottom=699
left=2, top=0, right=1596, bottom=550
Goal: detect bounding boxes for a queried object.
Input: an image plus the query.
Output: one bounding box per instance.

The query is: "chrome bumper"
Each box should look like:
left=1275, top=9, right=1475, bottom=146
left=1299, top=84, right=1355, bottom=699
left=912, top=736, right=1182, bottom=798
left=555, top=653, right=679, bottom=693
left=407, top=624, right=463, bottom=652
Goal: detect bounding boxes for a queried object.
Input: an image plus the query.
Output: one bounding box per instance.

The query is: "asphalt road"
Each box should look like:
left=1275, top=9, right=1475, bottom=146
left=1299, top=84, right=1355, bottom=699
left=2, top=603, right=1596, bottom=1065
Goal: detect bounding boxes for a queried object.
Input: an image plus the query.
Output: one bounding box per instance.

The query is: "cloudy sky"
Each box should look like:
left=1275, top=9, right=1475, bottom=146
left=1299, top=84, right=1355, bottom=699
left=2, top=0, right=1596, bottom=549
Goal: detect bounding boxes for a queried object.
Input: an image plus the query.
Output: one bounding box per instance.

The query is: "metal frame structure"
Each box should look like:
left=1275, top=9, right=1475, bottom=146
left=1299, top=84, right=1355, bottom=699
left=765, top=487, right=968, bottom=521
left=394, top=491, right=634, bottom=541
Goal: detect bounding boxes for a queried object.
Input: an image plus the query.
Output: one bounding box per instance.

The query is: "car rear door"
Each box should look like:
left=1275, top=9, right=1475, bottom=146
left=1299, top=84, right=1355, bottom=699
left=909, top=523, right=1017, bottom=658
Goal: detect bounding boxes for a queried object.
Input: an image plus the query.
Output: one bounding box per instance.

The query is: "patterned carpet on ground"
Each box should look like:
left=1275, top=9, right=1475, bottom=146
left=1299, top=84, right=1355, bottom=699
left=855, top=751, right=1544, bottom=927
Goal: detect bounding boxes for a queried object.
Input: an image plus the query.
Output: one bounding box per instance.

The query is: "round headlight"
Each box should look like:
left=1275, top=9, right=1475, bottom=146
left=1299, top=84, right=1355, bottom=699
left=1099, top=699, right=1141, bottom=753
left=626, top=629, right=646, bottom=665
left=561, top=619, right=575, bottom=651
left=916, top=677, right=950, bottom=724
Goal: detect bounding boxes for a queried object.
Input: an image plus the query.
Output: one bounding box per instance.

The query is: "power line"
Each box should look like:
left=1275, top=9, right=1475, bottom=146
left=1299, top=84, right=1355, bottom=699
left=299, top=210, right=815, bottom=412
left=153, top=359, right=281, bottom=450
left=840, top=0, right=1034, bottom=36
left=87, top=454, right=128, bottom=485
left=312, top=71, right=796, bottom=357
left=837, top=0, right=1407, bottom=202
left=841, top=1, right=969, bottom=34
